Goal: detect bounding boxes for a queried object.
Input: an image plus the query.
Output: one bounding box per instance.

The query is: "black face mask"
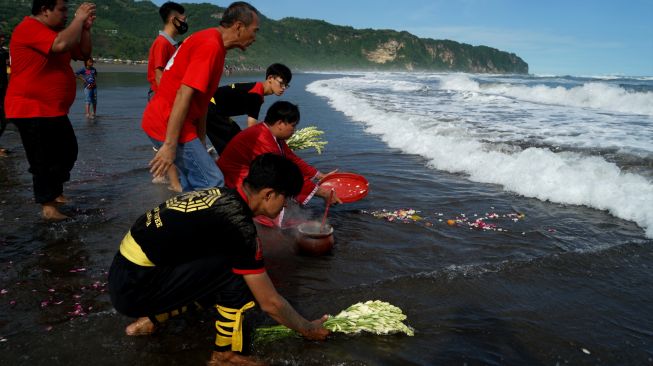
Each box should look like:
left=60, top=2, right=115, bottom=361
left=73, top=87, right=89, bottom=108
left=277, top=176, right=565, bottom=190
left=174, top=18, right=188, bottom=35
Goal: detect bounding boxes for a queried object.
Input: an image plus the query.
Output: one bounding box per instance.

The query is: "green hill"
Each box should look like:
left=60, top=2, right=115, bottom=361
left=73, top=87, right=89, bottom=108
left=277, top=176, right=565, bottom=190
left=0, top=0, right=528, bottom=73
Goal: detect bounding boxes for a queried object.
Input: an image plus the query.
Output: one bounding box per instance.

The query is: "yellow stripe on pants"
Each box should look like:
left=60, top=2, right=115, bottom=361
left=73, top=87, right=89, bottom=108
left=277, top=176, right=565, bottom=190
left=215, top=301, right=256, bottom=352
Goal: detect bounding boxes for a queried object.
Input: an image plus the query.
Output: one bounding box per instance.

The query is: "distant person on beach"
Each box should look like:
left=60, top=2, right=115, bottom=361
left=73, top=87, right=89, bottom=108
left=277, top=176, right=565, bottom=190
left=207, top=63, right=292, bottom=154
left=5, top=0, right=96, bottom=221
left=146, top=1, right=187, bottom=192
left=218, top=101, right=341, bottom=209
left=108, top=153, right=329, bottom=366
left=75, top=57, right=97, bottom=118
left=143, top=1, right=260, bottom=192
left=0, top=33, right=9, bottom=157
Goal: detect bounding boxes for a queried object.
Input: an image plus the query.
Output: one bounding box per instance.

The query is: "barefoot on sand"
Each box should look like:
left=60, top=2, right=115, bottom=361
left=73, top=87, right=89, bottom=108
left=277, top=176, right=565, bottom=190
left=55, top=195, right=70, bottom=204
left=42, top=203, right=69, bottom=221
left=125, top=317, right=156, bottom=336
left=207, top=351, right=267, bottom=366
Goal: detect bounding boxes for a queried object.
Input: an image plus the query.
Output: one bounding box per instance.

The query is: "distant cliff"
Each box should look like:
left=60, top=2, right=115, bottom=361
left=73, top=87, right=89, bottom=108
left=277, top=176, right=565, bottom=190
left=0, top=0, right=528, bottom=74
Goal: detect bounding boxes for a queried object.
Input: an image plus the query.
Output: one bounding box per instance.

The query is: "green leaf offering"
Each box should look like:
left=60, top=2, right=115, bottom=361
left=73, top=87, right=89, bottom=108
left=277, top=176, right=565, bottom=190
left=254, top=300, right=414, bottom=344
left=287, top=126, right=328, bottom=154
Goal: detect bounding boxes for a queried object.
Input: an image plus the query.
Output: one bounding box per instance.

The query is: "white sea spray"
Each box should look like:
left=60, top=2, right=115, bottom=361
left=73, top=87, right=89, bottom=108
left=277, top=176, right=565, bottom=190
left=307, top=73, right=653, bottom=238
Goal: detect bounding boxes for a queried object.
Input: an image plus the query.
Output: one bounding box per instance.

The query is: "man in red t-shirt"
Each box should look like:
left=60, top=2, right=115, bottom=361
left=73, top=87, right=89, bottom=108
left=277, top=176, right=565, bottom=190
left=146, top=1, right=187, bottom=193
left=218, top=101, right=342, bottom=206
left=147, top=1, right=187, bottom=99
left=5, top=0, right=96, bottom=221
left=143, top=2, right=260, bottom=192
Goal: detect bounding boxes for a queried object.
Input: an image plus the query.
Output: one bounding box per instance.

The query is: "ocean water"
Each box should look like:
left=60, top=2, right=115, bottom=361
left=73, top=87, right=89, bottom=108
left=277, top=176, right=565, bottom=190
left=0, top=71, right=652, bottom=365
left=306, top=72, right=653, bottom=239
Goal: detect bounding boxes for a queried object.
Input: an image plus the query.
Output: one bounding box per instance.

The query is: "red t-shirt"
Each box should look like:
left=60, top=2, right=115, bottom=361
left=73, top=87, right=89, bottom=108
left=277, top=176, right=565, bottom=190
left=5, top=17, right=76, bottom=118
left=146, top=33, right=177, bottom=93
left=217, top=123, right=320, bottom=205
left=141, top=28, right=226, bottom=143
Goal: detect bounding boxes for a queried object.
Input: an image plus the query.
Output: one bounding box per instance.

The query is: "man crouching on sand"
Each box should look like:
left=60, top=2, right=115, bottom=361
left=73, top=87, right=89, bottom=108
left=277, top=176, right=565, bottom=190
left=108, top=153, right=329, bottom=365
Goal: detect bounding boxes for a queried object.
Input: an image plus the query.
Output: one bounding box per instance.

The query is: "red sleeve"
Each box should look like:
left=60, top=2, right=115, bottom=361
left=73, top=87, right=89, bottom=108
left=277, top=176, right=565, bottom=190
left=181, top=39, right=221, bottom=93
left=26, top=19, right=57, bottom=56
left=150, top=38, right=174, bottom=70
left=281, top=141, right=319, bottom=205
left=218, top=124, right=320, bottom=205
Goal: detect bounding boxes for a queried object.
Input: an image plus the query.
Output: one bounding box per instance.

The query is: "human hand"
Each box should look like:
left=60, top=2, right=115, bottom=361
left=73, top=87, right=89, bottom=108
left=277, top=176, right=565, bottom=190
left=316, top=169, right=338, bottom=181
left=83, top=14, right=96, bottom=30
left=300, top=315, right=330, bottom=341
left=317, top=186, right=342, bottom=205
left=75, top=3, right=96, bottom=22
left=149, top=143, right=176, bottom=178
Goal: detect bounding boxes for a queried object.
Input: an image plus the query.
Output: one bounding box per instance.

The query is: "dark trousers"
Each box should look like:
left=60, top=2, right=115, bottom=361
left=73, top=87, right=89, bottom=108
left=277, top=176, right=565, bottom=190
left=11, top=116, right=78, bottom=204
left=108, top=252, right=254, bottom=316
left=0, top=86, right=6, bottom=139
left=206, top=104, right=242, bottom=155
left=108, top=253, right=256, bottom=351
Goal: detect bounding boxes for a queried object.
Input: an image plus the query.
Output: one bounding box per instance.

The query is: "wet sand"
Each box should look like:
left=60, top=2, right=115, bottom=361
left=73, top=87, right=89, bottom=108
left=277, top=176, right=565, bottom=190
left=0, top=72, right=652, bottom=365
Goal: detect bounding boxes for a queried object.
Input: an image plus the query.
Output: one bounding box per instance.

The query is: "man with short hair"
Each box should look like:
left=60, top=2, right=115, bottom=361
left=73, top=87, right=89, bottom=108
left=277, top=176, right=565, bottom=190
left=206, top=63, right=292, bottom=154
left=146, top=1, right=187, bottom=192
left=144, top=1, right=260, bottom=192
left=146, top=1, right=187, bottom=100
left=109, top=153, right=329, bottom=365
left=218, top=101, right=341, bottom=206
left=5, top=0, right=96, bottom=220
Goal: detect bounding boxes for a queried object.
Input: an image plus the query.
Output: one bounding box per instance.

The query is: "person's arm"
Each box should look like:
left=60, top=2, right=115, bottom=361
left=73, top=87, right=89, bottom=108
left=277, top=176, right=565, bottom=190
left=51, top=3, right=95, bottom=55
left=154, top=68, right=164, bottom=87
left=244, top=272, right=329, bottom=340
left=149, top=84, right=195, bottom=177
left=246, top=116, right=258, bottom=127
left=197, top=111, right=208, bottom=146
left=73, top=26, right=93, bottom=61
left=315, top=185, right=343, bottom=205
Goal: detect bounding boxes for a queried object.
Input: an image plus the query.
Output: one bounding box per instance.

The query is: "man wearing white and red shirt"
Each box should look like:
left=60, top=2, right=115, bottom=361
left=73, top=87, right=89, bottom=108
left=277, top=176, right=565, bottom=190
left=146, top=1, right=187, bottom=193
left=5, top=0, right=96, bottom=221
left=143, top=1, right=260, bottom=192
left=146, top=1, right=186, bottom=99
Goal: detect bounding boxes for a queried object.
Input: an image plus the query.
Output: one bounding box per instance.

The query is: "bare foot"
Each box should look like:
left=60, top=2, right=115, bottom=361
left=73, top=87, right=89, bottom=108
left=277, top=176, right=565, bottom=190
left=0, top=148, right=8, bottom=157
left=168, top=184, right=182, bottom=193
left=54, top=195, right=70, bottom=204
left=206, top=351, right=267, bottom=366
left=42, top=203, right=69, bottom=221
left=125, top=317, right=155, bottom=336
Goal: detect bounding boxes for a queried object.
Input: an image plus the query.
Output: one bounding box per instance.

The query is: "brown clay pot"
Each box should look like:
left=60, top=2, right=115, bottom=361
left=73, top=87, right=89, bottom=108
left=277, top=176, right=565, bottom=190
left=296, top=222, right=334, bottom=256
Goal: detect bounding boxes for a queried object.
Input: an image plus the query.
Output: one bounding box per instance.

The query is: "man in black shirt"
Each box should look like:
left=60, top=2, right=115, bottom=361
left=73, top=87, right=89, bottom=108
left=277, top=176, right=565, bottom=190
left=206, top=63, right=291, bottom=154
left=108, top=153, right=329, bottom=365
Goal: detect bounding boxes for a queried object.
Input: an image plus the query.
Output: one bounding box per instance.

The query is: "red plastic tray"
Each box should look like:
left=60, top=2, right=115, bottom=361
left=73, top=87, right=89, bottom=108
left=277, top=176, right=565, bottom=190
left=318, top=172, right=369, bottom=203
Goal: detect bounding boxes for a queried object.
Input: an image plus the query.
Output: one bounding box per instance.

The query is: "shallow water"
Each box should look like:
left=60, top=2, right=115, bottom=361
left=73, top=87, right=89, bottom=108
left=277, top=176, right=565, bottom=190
left=0, top=72, right=652, bottom=365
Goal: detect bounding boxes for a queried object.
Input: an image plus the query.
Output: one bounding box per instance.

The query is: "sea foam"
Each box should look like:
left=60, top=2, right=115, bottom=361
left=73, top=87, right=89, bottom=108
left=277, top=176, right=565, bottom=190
left=307, top=76, right=653, bottom=238
left=438, top=74, right=653, bottom=116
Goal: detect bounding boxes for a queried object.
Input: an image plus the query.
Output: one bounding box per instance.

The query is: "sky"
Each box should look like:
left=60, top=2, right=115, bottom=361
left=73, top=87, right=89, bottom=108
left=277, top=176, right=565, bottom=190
left=152, top=0, right=653, bottom=76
